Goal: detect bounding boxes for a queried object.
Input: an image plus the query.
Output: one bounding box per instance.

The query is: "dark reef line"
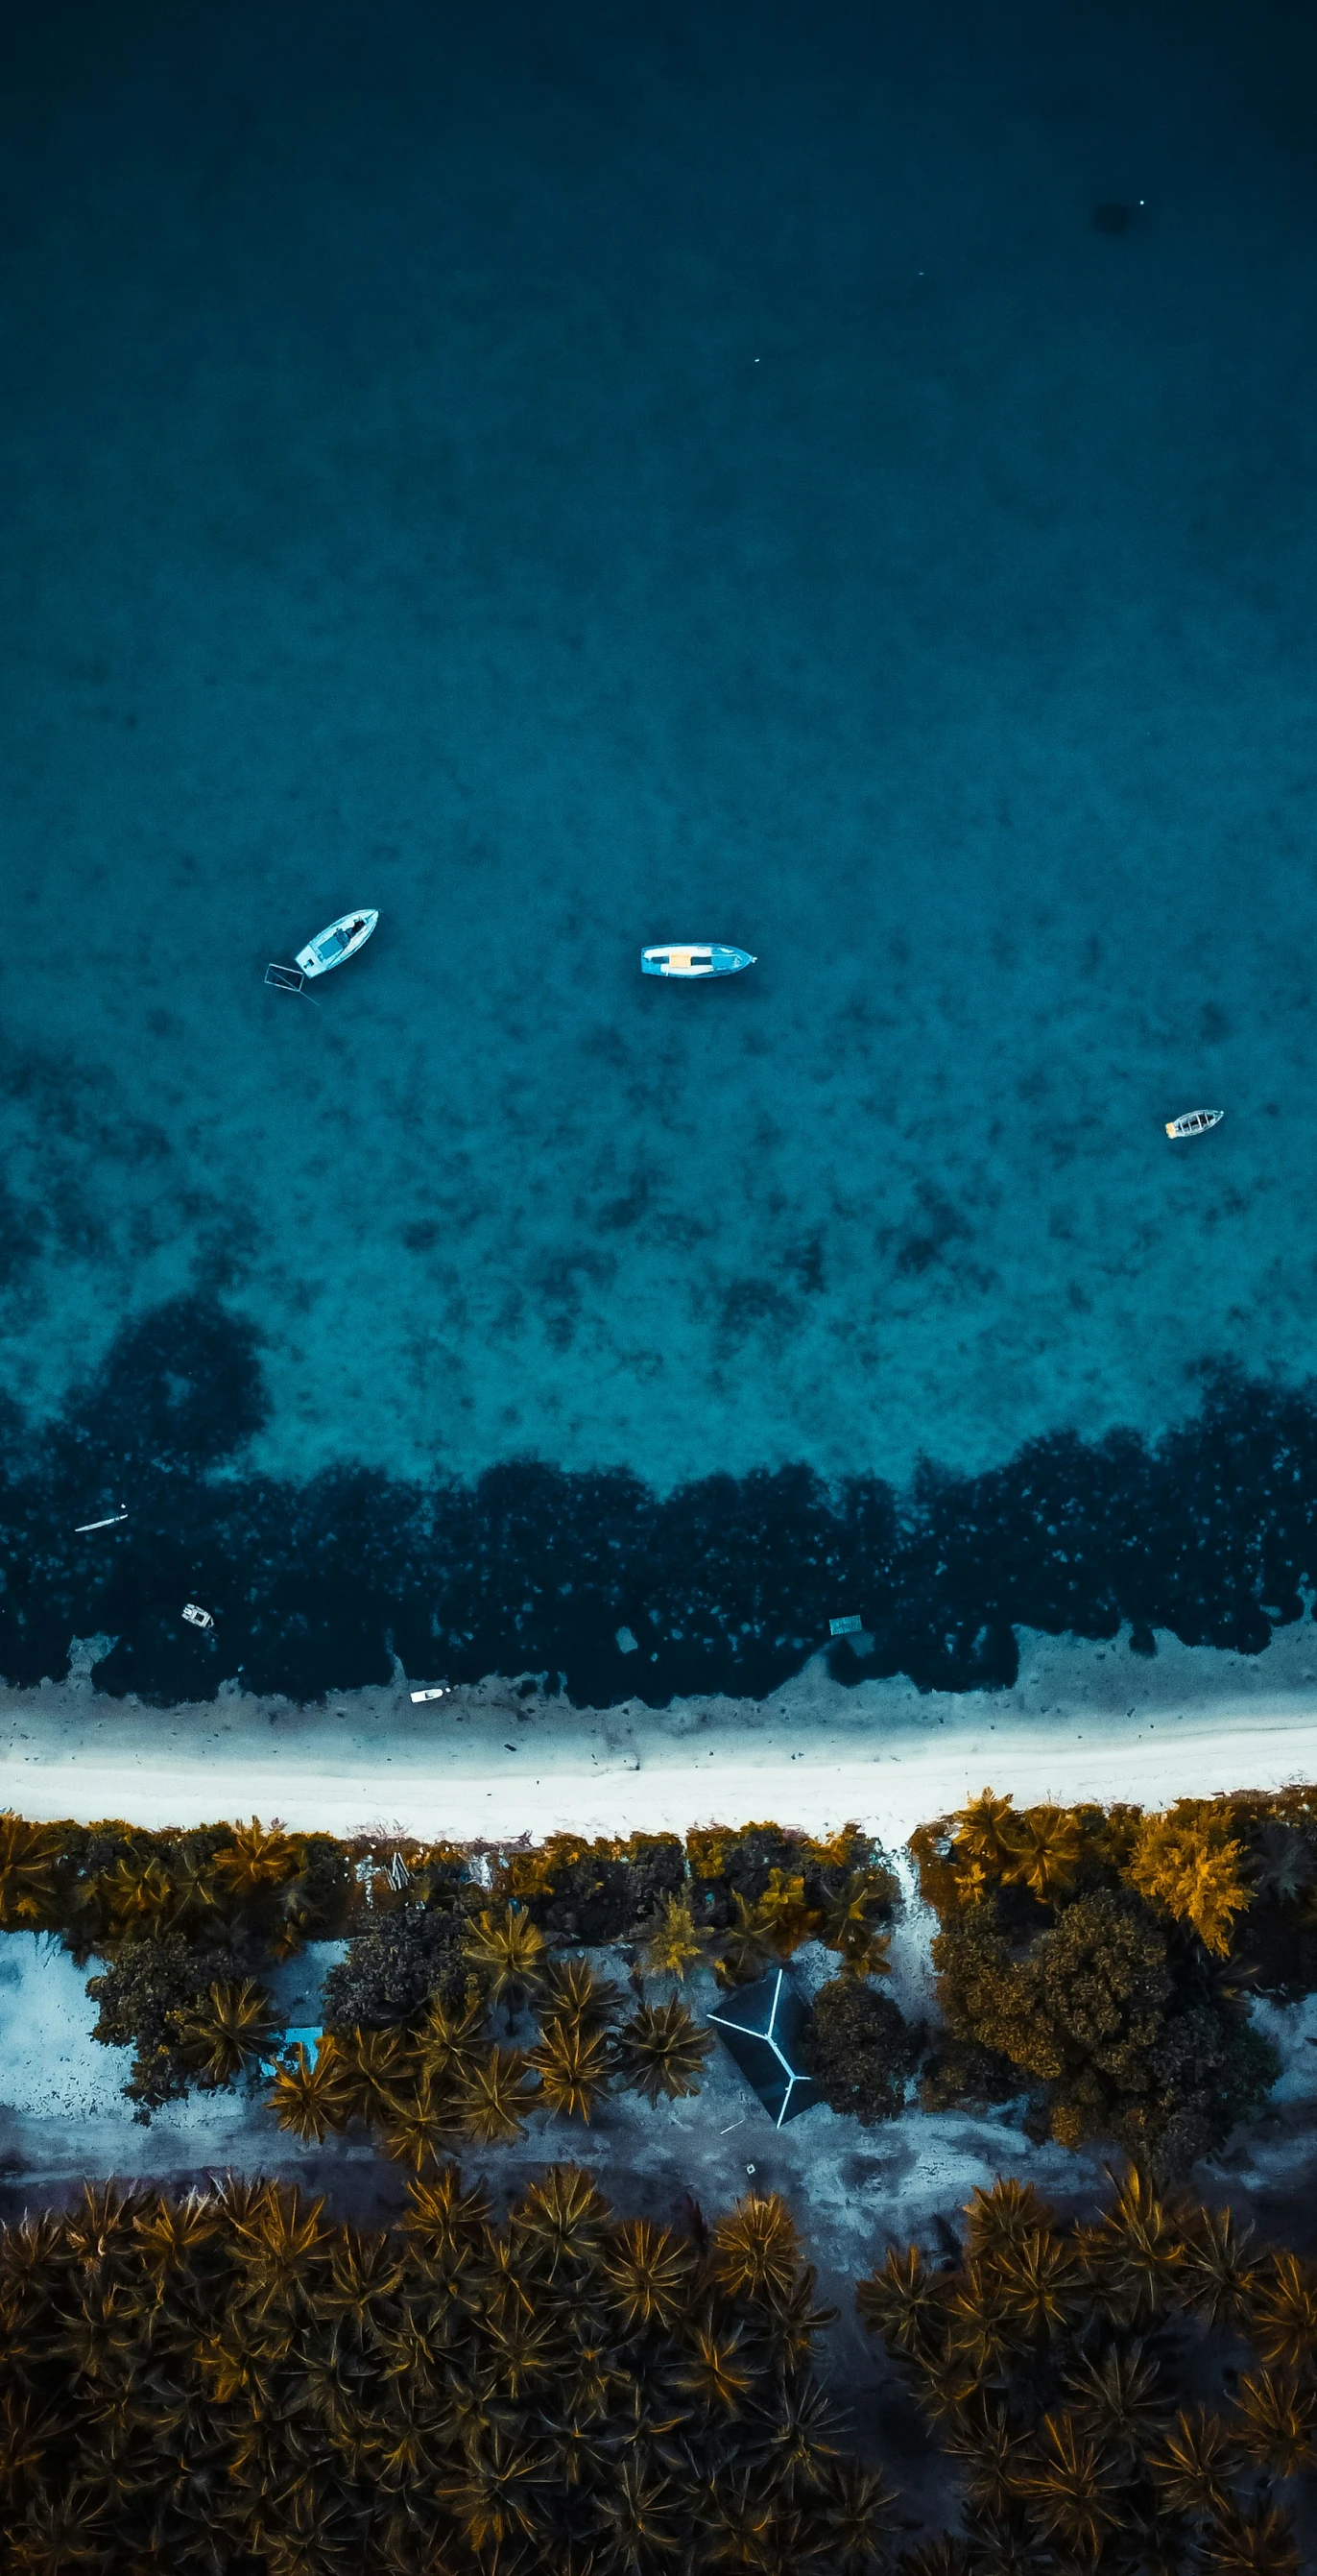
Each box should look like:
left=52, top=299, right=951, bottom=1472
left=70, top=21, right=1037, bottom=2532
left=0, top=1295, right=1313, bottom=1709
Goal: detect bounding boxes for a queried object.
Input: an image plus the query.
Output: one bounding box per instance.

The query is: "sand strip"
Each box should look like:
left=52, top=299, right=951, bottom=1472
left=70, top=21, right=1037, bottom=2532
left=5, top=1620, right=1317, bottom=1840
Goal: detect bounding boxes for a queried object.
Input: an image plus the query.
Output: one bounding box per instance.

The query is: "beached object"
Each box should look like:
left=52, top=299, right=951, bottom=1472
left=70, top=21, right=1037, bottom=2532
left=641, top=945, right=755, bottom=979
left=410, top=1685, right=450, bottom=1703
left=296, top=910, right=379, bottom=978
left=707, top=1968, right=821, bottom=2127
left=74, top=1510, right=129, bottom=1534
left=181, top=1603, right=214, bottom=1630
left=1164, top=1109, right=1224, bottom=1140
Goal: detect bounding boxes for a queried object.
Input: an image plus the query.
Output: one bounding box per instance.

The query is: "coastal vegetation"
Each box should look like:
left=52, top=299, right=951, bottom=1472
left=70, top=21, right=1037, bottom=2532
left=911, top=1787, right=1317, bottom=2175
left=7, top=1788, right=1317, bottom=2175
left=859, top=2168, right=1315, bottom=2571
left=0, top=2163, right=1311, bottom=2570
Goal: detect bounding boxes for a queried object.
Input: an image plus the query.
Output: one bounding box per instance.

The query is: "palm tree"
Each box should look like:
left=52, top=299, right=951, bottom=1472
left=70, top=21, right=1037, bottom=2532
left=678, top=2320, right=757, bottom=2417
left=1083, top=2166, right=1184, bottom=2328
left=999, top=1804, right=1083, bottom=1904
left=463, top=1902, right=549, bottom=2030
left=942, top=2398, right=1021, bottom=2516
left=1061, top=2341, right=1168, bottom=2463
left=813, top=2457, right=897, bottom=2574
left=438, top=2424, right=551, bottom=2553
left=964, top=2177, right=1056, bottom=2259
left=1148, top=2407, right=1238, bottom=2516
left=514, top=2166, right=609, bottom=2285
left=992, top=2228, right=1084, bottom=2344
left=1021, top=2410, right=1121, bottom=2564
left=539, top=1956, right=621, bottom=2031
left=98, top=1853, right=186, bottom=1945
left=267, top=2034, right=354, bottom=2144
left=635, top=1893, right=712, bottom=1984
left=528, top=2018, right=613, bottom=2122
left=1201, top=2501, right=1301, bottom=2576
left=593, top=2452, right=684, bottom=2567
left=415, top=1989, right=488, bottom=2082
left=755, top=1868, right=821, bottom=1957
left=710, top=2193, right=801, bottom=2304
left=172, top=1979, right=281, bottom=2087
left=338, top=2025, right=413, bottom=2126
left=0, top=1812, right=62, bottom=1930
left=952, top=1789, right=1018, bottom=1873
left=400, top=2165, right=491, bottom=2268
left=210, top=1817, right=303, bottom=1900
left=819, top=1870, right=893, bottom=1979
left=1245, top=2250, right=1317, bottom=2373
left=1176, top=2201, right=1257, bottom=2332
left=378, top=2070, right=462, bottom=2174
left=456, top=2045, right=537, bottom=2144
left=855, top=2243, right=942, bottom=2361
left=603, top=2220, right=695, bottom=2335
left=1232, top=2368, right=1317, bottom=2479
left=714, top=1892, right=779, bottom=1987
left=614, top=1999, right=712, bottom=2106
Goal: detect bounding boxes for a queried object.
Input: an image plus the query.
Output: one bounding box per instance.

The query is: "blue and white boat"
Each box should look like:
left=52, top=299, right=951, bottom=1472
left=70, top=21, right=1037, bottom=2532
left=641, top=944, right=755, bottom=979
left=296, top=910, right=379, bottom=978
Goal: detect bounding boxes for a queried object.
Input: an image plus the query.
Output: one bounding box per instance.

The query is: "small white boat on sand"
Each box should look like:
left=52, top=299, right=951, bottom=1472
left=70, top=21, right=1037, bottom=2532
left=1165, top=1108, right=1224, bottom=1140
left=641, top=944, right=755, bottom=979
left=296, top=910, right=379, bottom=978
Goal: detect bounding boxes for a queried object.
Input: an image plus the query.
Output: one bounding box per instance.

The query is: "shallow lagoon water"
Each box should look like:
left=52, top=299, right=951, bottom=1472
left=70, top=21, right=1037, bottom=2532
left=4, top=0, right=1317, bottom=1508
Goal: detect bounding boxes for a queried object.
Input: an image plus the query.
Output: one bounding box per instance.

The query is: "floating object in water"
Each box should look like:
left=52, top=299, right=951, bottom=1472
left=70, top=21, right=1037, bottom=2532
left=829, top=1614, right=863, bottom=1637
left=296, top=910, right=379, bottom=978
left=265, top=962, right=306, bottom=994
left=182, top=1603, right=214, bottom=1630
left=75, top=1510, right=129, bottom=1534
left=615, top=1625, right=639, bottom=1654
left=410, top=1685, right=450, bottom=1703
left=1165, top=1108, right=1224, bottom=1140
left=641, top=945, right=755, bottom=979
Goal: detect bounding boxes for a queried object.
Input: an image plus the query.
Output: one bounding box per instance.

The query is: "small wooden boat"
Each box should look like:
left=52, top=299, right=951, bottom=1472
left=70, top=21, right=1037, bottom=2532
left=1165, top=1108, right=1224, bottom=1139
left=641, top=944, right=755, bottom=979
left=296, top=910, right=379, bottom=978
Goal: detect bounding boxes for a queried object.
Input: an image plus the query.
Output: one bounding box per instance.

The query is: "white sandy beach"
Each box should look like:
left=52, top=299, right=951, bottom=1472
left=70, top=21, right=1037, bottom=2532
left=5, top=1619, right=1317, bottom=1842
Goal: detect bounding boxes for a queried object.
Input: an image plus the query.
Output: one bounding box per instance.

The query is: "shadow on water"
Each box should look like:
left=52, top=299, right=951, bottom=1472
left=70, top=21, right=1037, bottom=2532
left=0, top=1295, right=1313, bottom=1708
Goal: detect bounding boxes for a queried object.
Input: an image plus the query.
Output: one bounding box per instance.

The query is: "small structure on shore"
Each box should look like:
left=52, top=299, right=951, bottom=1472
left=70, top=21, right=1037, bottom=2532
left=708, top=1968, right=820, bottom=2127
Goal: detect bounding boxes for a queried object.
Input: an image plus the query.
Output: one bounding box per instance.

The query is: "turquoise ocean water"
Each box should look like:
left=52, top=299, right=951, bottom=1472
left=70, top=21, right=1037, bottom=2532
left=4, top=0, right=1317, bottom=1503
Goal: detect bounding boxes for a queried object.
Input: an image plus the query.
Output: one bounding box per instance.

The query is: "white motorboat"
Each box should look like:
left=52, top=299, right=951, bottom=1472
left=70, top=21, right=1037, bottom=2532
left=1164, top=1109, right=1224, bottom=1139
left=296, top=910, right=379, bottom=978
left=641, top=944, right=755, bottom=979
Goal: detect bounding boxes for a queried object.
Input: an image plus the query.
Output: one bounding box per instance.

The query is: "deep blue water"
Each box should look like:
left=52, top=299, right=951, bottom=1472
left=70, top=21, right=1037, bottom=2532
left=4, top=1, right=1317, bottom=1698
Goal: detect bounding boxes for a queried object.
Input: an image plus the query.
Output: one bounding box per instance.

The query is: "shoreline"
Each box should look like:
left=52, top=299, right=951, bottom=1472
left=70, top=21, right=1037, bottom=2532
left=6, top=1619, right=1317, bottom=1841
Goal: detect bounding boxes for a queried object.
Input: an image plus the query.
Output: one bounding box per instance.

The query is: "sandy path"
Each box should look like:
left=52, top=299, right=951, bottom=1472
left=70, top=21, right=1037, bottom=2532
left=5, top=1622, right=1317, bottom=1840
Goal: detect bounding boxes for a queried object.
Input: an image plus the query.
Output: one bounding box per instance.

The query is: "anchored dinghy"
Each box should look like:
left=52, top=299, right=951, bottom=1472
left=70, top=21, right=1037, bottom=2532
left=1165, top=1108, right=1224, bottom=1140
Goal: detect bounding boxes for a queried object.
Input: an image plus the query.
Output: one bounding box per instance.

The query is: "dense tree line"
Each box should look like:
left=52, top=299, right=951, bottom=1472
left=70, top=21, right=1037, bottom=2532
left=0, top=2166, right=1312, bottom=2571
left=860, top=2169, right=1315, bottom=2573
left=3, top=1296, right=1317, bottom=1704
